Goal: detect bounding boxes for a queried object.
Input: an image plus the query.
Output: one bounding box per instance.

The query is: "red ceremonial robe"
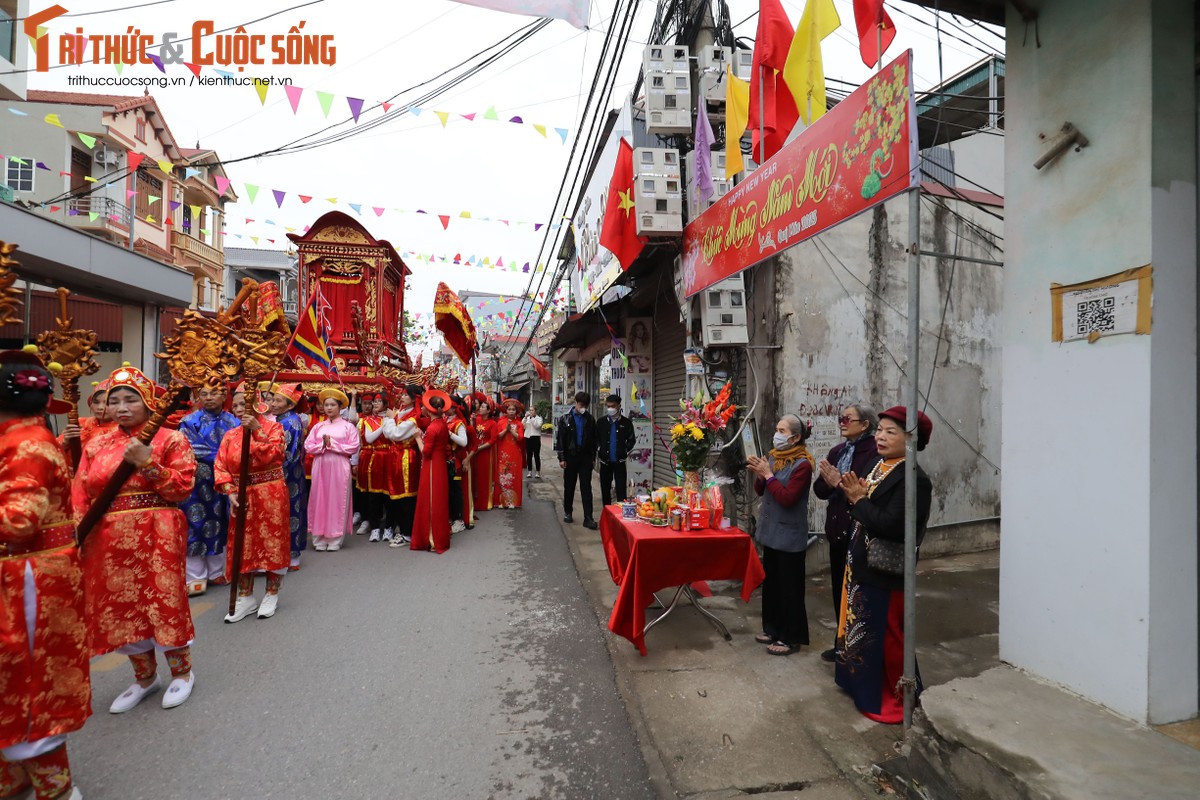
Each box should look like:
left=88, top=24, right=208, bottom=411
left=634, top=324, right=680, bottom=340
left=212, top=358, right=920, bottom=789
left=356, top=415, right=390, bottom=494
left=73, top=423, right=197, bottom=656
left=388, top=407, right=421, bottom=499
left=410, top=417, right=450, bottom=553
left=214, top=418, right=290, bottom=575
left=472, top=416, right=497, bottom=512
left=0, top=417, right=91, bottom=748
left=493, top=417, right=524, bottom=509
left=447, top=413, right=474, bottom=524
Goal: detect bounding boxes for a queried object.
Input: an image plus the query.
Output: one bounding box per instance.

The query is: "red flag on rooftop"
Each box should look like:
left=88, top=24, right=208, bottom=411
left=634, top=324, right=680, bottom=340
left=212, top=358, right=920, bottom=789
left=853, top=0, right=897, bottom=68
left=528, top=354, right=550, bottom=382
left=748, top=0, right=799, bottom=163
left=599, top=138, right=646, bottom=271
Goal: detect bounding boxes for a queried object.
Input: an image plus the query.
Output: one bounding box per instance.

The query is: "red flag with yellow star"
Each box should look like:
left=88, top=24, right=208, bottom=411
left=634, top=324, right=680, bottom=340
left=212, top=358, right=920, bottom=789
left=599, top=138, right=646, bottom=271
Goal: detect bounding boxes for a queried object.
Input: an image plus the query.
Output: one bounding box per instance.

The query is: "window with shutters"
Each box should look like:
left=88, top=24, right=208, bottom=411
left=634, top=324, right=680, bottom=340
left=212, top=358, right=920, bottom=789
left=135, top=170, right=162, bottom=221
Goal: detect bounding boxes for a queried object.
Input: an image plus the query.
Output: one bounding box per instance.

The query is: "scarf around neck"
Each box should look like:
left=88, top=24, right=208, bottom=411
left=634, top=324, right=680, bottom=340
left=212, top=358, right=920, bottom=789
left=771, top=441, right=814, bottom=473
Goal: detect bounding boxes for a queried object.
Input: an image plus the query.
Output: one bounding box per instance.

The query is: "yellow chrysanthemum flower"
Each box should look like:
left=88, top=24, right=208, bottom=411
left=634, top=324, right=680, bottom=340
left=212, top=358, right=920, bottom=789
left=690, top=427, right=705, bottom=441
left=671, top=423, right=685, bottom=437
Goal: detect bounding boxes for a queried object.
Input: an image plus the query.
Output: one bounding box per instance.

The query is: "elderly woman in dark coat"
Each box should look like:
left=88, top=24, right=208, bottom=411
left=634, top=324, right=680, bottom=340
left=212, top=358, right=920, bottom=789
left=835, top=405, right=933, bottom=724
left=813, top=401, right=879, bottom=662
left=746, top=414, right=815, bottom=656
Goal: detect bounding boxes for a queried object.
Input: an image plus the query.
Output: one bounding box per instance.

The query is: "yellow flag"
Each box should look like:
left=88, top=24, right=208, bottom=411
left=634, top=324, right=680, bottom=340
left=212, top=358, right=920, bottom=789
left=782, top=0, right=841, bottom=125
left=724, top=64, right=750, bottom=179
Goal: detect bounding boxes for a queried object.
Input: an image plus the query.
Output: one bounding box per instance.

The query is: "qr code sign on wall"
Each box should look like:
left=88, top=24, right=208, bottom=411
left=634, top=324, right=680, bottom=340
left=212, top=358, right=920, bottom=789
left=1060, top=280, right=1140, bottom=342
left=1075, top=297, right=1117, bottom=335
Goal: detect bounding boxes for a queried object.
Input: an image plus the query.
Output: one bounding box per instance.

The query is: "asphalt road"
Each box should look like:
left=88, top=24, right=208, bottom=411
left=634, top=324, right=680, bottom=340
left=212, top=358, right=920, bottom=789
left=70, top=492, right=655, bottom=800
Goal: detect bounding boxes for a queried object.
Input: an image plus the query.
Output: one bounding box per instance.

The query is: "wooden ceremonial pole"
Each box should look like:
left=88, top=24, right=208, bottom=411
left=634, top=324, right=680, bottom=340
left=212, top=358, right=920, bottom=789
left=228, top=288, right=259, bottom=617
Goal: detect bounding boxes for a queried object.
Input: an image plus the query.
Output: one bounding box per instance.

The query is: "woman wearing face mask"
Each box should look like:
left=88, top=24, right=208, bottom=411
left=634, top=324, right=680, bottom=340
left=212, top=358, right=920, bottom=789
left=493, top=399, right=525, bottom=509
left=835, top=406, right=933, bottom=724
left=73, top=365, right=198, bottom=713
left=745, top=415, right=815, bottom=656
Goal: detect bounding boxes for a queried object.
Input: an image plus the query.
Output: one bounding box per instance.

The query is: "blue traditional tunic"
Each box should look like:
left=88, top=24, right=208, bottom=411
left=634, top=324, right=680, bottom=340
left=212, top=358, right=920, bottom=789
left=278, top=410, right=310, bottom=561
left=178, top=408, right=240, bottom=558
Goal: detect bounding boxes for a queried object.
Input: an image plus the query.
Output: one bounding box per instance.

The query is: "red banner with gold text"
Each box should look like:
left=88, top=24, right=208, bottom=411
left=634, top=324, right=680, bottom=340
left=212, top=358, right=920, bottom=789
left=682, top=50, right=917, bottom=298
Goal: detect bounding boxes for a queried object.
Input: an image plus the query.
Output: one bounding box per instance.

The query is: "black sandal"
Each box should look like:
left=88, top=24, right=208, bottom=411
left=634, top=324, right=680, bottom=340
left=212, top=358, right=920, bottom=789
left=754, top=633, right=774, bottom=645
left=766, top=641, right=801, bottom=656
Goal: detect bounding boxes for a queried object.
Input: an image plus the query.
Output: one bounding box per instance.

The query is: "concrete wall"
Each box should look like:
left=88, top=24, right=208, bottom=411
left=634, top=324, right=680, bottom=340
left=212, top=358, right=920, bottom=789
left=755, top=182, right=1003, bottom=540
left=999, top=0, right=1197, bottom=724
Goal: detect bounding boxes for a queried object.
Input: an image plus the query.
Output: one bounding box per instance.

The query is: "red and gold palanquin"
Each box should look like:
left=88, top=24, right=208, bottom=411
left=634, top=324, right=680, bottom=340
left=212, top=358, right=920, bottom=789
left=0, top=418, right=91, bottom=748
left=73, top=424, right=196, bottom=656
left=599, top=506, right=765, bottom=655
left=214, top=419, right=290, bottom=575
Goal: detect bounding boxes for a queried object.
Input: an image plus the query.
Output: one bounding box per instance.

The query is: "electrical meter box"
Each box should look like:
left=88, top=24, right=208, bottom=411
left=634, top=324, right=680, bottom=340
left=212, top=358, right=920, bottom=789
left=699, top=274, right=749, bottom=347
left=732, top=47, right=753, bottom=81
left=633, top=147, right=683, bottom=236
left=684, top=150, right=733, bottom=220
left=697, top=45, right=730, bottom=117
left=643, top=44, right=692, bottom=135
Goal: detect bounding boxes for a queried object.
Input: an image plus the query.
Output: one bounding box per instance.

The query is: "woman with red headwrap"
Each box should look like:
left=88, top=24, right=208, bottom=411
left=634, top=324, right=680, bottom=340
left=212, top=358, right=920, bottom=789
left=471, top=396, right=498, bottom=514
left=73, top=363, right=198, bottom=714
left=493, top=398, right=525, bottom=509
left=410, top=390, right=451, bottom=554
left=0, top=346, right=90, bottom=800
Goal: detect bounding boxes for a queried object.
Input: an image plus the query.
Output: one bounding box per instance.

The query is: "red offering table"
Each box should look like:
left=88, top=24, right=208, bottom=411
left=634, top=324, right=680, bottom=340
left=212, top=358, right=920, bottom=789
left=599, top=505, right=765, bottom=655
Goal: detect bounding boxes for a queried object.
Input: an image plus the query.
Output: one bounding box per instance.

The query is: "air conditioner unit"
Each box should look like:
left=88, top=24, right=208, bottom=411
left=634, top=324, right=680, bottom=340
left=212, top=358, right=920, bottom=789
left=95, top=146, right=120, bottom=166
left=699, top=274, right=749, bottom=347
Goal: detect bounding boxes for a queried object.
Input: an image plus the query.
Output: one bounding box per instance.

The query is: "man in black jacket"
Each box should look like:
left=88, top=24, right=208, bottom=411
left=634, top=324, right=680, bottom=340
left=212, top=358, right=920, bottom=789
left=555, top=391, right=598, bottom=529
left=596, top=394, right=636, bottom=507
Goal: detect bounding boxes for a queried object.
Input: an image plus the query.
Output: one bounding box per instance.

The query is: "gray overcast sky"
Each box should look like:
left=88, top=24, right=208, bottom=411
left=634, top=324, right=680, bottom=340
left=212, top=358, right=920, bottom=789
left=25, top=0, right=1002, bottom=339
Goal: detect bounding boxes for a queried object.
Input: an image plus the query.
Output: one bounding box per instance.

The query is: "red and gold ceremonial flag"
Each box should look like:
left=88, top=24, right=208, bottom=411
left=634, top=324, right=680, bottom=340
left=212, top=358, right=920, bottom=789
left=286, top=286, right=337, bottom=377
left=598, top=138, right=646, bottom=271
left=433, top=282, right=477, bottom=366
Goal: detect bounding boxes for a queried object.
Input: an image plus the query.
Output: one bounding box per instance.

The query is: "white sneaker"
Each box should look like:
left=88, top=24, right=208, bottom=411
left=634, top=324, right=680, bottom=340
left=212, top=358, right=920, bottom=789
left=257, top=593, right=279, bottom=619
left=162, top=671, right=195, bottom=709
left=451, top=520, right=466, bottom=533
left=388, top=537, right=407, bottom=549
left=109, top=676, right=161, bottom=713
left=313, top=540, right=328, bottom=551
left=355, top=520, right=371, bottom=535
left=535, top=473, right=541, bottom=479
left=352, top=512, right=362, bottom=526
left=368, top=529, right=381, bottom=542
left=526, top=471, right=532, bottom=478
left=382, top=529, right=394, bottom=543
left=224, top=595, right=259, bottom=623
left=327, top=541, right=342, bottom=551
left=65, top=788, right=83, bottom=800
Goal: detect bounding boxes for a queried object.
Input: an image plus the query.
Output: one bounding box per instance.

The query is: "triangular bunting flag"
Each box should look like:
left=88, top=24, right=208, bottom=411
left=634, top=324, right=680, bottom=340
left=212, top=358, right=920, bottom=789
left=372, top=207, right=384, bottom=216
left=285, top=84, right=304, bottom=114
left=49, top=205, right=60, bottom=213
left=461, top=112, right=476, bottom=121
left=126, top=190, right=137, bottom=200
left=316, top=91, right=335, bottom=117
left=44, top=113, right=63, bottom=128
left=299, top=195, right=313, bottom=203
left=77, top=133, right=96, bottom=148
left=439, top=215, right=450, bottom=230
left=408, top=105, right=422, bottom=116
left=347, top=97, right=364, bottom=123
left=147, top=195, right=160, bottom=205
left=214, top=175, right=231, bottom=195
left=88, top=212, right=98, bottom=221
left=459, top=211, right=471, bottom=219
left=508, top=116, right=523, bottom=123
left=184, top=167, right=200, bottom=179
left=169, top=200, right=181, bottom=211
left=251, top=236, right=259, bottom=245
left=156, top=159, right=173, bottom=175
left=183, top=62, right=201, bottom=78
left=326, top=197, right=337, bottom=204
left=555, top=127, right=568, bottom=143
left=533, top=124, right=547, bottom=137
left=348, top=203, right=362, bottom=215
left=381, top=102, right=393, bottom=112
left=148, top=53, right=165, bottom=73
left=272, top=189, right=286, bottom=207
left=245, top=184, right=259, bottom=203
left=254, top=80, right=269, bottom=104
left=434, top=111, right=450, bottom=128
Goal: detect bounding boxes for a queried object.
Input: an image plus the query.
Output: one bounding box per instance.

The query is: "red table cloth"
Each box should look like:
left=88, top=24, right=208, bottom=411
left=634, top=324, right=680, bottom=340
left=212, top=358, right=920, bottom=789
left=599, top=505, right=766, bottom=655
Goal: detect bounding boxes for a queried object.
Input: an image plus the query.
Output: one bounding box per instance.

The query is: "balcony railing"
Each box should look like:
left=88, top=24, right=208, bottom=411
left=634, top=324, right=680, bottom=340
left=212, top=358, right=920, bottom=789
left=66, top=196, right=131, bottom=226
left=283, top=299, right=298, bottom=316
left=171, top=230, right=222, bottom=267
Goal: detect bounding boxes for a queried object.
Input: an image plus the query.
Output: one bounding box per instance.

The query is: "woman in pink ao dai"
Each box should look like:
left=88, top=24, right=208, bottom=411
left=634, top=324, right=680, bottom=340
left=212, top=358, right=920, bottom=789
left=303, top=388, right=360, bottom=551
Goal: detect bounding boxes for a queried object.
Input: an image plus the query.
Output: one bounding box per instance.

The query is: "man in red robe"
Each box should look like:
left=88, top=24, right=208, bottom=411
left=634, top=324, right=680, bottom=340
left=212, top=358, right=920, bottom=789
left=214, top=387, right=290, bottom=622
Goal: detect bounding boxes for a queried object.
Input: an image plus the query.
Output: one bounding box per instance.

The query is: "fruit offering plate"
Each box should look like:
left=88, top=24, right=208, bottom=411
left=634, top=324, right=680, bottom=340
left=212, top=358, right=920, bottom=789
left=636, top=515, right=670, bottom=527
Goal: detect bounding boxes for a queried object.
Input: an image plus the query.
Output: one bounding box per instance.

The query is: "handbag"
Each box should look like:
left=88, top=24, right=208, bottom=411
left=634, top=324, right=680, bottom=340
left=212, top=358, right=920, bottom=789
left=866, top=534, right=906, bottom=575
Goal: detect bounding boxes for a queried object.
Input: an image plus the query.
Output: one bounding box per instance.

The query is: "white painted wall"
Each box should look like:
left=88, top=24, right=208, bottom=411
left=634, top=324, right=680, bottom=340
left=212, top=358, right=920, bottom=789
left=999, top=0, right=1197, bottom=724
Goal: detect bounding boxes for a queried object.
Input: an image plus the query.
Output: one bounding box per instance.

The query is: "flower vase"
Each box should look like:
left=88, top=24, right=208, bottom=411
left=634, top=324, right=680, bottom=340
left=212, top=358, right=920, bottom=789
left=682, top=470, right=702, bottom=498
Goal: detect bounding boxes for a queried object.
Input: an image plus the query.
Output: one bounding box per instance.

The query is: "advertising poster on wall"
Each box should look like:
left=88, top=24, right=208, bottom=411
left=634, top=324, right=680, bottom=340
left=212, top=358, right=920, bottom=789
left=624, top=316, right=654, bottom=495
